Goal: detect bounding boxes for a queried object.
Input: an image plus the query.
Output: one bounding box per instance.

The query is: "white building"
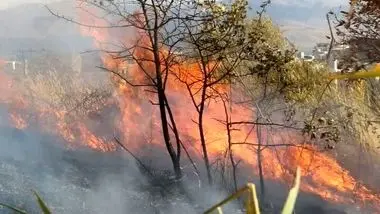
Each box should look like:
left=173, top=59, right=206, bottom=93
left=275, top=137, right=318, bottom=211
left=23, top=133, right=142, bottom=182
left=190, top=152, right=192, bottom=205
left=297, top=43, right=350, bottom=73
left=312, top=43, right=329, bottom=61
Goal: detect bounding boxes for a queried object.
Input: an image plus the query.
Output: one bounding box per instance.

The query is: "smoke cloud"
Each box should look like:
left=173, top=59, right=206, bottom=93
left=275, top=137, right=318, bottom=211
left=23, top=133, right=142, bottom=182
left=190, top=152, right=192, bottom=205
left=0, top=104, right=242, bottom=213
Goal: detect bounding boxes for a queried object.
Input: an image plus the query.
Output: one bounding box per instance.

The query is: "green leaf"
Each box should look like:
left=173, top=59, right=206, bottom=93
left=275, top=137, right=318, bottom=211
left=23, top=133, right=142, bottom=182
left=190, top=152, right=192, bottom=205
left=32, top=190, right=51, bottom=214
left=0, top=203, right=27, bottom=214
left=281, top=167, right=301, bottom=214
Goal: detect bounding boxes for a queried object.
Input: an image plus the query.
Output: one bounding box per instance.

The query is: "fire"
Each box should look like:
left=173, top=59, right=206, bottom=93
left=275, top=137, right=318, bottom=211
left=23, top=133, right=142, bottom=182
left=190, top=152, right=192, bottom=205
left=9, top=113, right=28, bottom=129
left=272, top=145, right=380, bottom=205
left=76, top=122, right=116, bottom=152
left=76, top=6, right=380, bottom=211
left=47, top=110, right=116, bottom=152
left=0, top=62, right=115, bottom=152
left=0, top=5, right=377, bottom=213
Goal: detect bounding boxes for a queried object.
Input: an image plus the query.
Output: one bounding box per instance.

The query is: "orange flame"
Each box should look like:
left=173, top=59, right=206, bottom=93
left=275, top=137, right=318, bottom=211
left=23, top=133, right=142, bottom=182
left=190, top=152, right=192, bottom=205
left=0, top=61, right=115, bottom=152
left=0, top=6, right=377, bottom=213
left=76, top=6, right=380, bottom=211
left=9, top=113, right=28, bottom=129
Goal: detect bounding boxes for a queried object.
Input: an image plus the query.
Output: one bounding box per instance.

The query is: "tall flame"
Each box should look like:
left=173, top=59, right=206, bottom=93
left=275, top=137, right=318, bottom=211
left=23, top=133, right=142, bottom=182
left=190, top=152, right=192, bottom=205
left=76, top=5, right=380, bottom=211
left=0, top=4, right=378, bottom=212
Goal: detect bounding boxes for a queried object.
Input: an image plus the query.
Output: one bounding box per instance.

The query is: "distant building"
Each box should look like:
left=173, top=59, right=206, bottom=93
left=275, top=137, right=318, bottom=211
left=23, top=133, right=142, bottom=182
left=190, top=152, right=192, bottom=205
left=296, top=42, right=351, bottom=73
left=312, top=43, right=329, bottom=61
left=297, top=51, right=314, bottom=62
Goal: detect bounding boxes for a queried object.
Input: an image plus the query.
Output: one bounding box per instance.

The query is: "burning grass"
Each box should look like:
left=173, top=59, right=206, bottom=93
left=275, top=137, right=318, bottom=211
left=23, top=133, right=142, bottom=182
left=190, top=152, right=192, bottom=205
left=0, top=2, right=380, bottom=213
left=2, top=51, right=380, bottom=213
left=4, top=52, right=117, bottom=152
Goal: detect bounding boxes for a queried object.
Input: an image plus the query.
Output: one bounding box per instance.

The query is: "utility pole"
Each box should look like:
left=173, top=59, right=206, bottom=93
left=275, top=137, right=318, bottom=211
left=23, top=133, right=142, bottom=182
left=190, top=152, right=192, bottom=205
left=326, top=12, right=336, bottom=63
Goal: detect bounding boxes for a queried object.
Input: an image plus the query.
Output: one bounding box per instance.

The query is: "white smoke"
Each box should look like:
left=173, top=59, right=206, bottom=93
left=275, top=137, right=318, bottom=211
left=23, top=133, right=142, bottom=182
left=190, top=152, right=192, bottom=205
left=0, top=104, right=238, bottom=214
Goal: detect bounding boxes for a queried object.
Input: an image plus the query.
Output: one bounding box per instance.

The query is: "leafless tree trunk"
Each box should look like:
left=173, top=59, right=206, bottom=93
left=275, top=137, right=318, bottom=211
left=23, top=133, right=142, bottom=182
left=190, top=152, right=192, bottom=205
left=221, top=94, right=238, bottom=192
left=256, top=121, right=265, bottom=201
left=47, top=0, right=185, bottom=178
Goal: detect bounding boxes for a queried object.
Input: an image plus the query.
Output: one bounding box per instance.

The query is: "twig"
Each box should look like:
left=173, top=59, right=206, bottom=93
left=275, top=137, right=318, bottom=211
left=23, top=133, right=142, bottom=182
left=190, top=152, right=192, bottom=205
left=229, top=121, right=302, bottom=130
left=231, top=142, right=314, bottom=151
left=113, top=137, right=154, bottom=178
left=167, top=123, right=201, bottom=179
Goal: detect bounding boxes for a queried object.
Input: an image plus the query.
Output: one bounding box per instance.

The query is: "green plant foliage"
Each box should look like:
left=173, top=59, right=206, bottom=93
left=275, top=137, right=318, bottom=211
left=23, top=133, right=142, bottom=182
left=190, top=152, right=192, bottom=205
left=32, top=190, right=51, bottom=214
left=0, top=191, right=52, bottom=214
left=233, top=16, right=296, bottom=100
left=280, top=61, right=330, bottom=104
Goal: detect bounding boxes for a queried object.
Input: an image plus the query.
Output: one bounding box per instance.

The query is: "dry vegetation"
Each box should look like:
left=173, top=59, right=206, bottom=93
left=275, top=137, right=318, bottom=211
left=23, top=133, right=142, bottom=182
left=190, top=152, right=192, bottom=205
left=2, top=0, right=380, bottom=213
left=19, top=52, right=113, bottom=121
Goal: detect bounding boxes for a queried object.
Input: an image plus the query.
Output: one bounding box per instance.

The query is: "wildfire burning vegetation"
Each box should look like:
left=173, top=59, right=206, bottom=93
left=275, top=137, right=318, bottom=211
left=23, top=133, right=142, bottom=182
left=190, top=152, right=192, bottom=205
left=0, top=56, right=115, bottom=152
left=0, top=2, right=380, bottom=213
left=8, top=100, right=116, bottom=152
left=75, top=6, right=380, bottom=212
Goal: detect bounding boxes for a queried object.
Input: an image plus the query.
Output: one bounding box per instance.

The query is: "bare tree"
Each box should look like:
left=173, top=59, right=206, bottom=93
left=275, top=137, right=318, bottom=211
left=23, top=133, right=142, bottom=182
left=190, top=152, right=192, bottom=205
left=49, top=0, right=261, bottom=182
left=47, top=0, right=251, bottom=179
left=169, top=0, right=249, bottom=185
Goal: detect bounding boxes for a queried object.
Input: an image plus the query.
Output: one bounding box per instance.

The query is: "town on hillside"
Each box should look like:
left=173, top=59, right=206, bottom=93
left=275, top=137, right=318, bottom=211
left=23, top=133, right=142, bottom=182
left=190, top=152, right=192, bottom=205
left=298, top=42, right=379, bottom=74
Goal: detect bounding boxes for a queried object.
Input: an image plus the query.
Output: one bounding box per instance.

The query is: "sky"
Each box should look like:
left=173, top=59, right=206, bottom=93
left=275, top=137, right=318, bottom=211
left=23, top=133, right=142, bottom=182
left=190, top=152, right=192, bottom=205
left=0, top=0, right=349, bottom=50
left=265, top=0, right=348, bottom=50
left=0, top=0, right=349, bottom=27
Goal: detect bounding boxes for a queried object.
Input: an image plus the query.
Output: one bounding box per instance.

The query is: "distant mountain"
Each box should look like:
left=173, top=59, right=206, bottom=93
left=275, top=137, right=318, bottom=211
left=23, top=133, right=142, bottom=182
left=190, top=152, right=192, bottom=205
left=277, top=20, right=330, bottom=52
left=250, top=0, right=347, bottom=51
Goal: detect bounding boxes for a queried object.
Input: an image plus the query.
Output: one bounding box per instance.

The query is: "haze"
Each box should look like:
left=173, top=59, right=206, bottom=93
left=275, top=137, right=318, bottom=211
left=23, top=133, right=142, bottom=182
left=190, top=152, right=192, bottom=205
left=0, top=0, right=348, bottom=49
left=1, top=0, right=379, bottom=213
